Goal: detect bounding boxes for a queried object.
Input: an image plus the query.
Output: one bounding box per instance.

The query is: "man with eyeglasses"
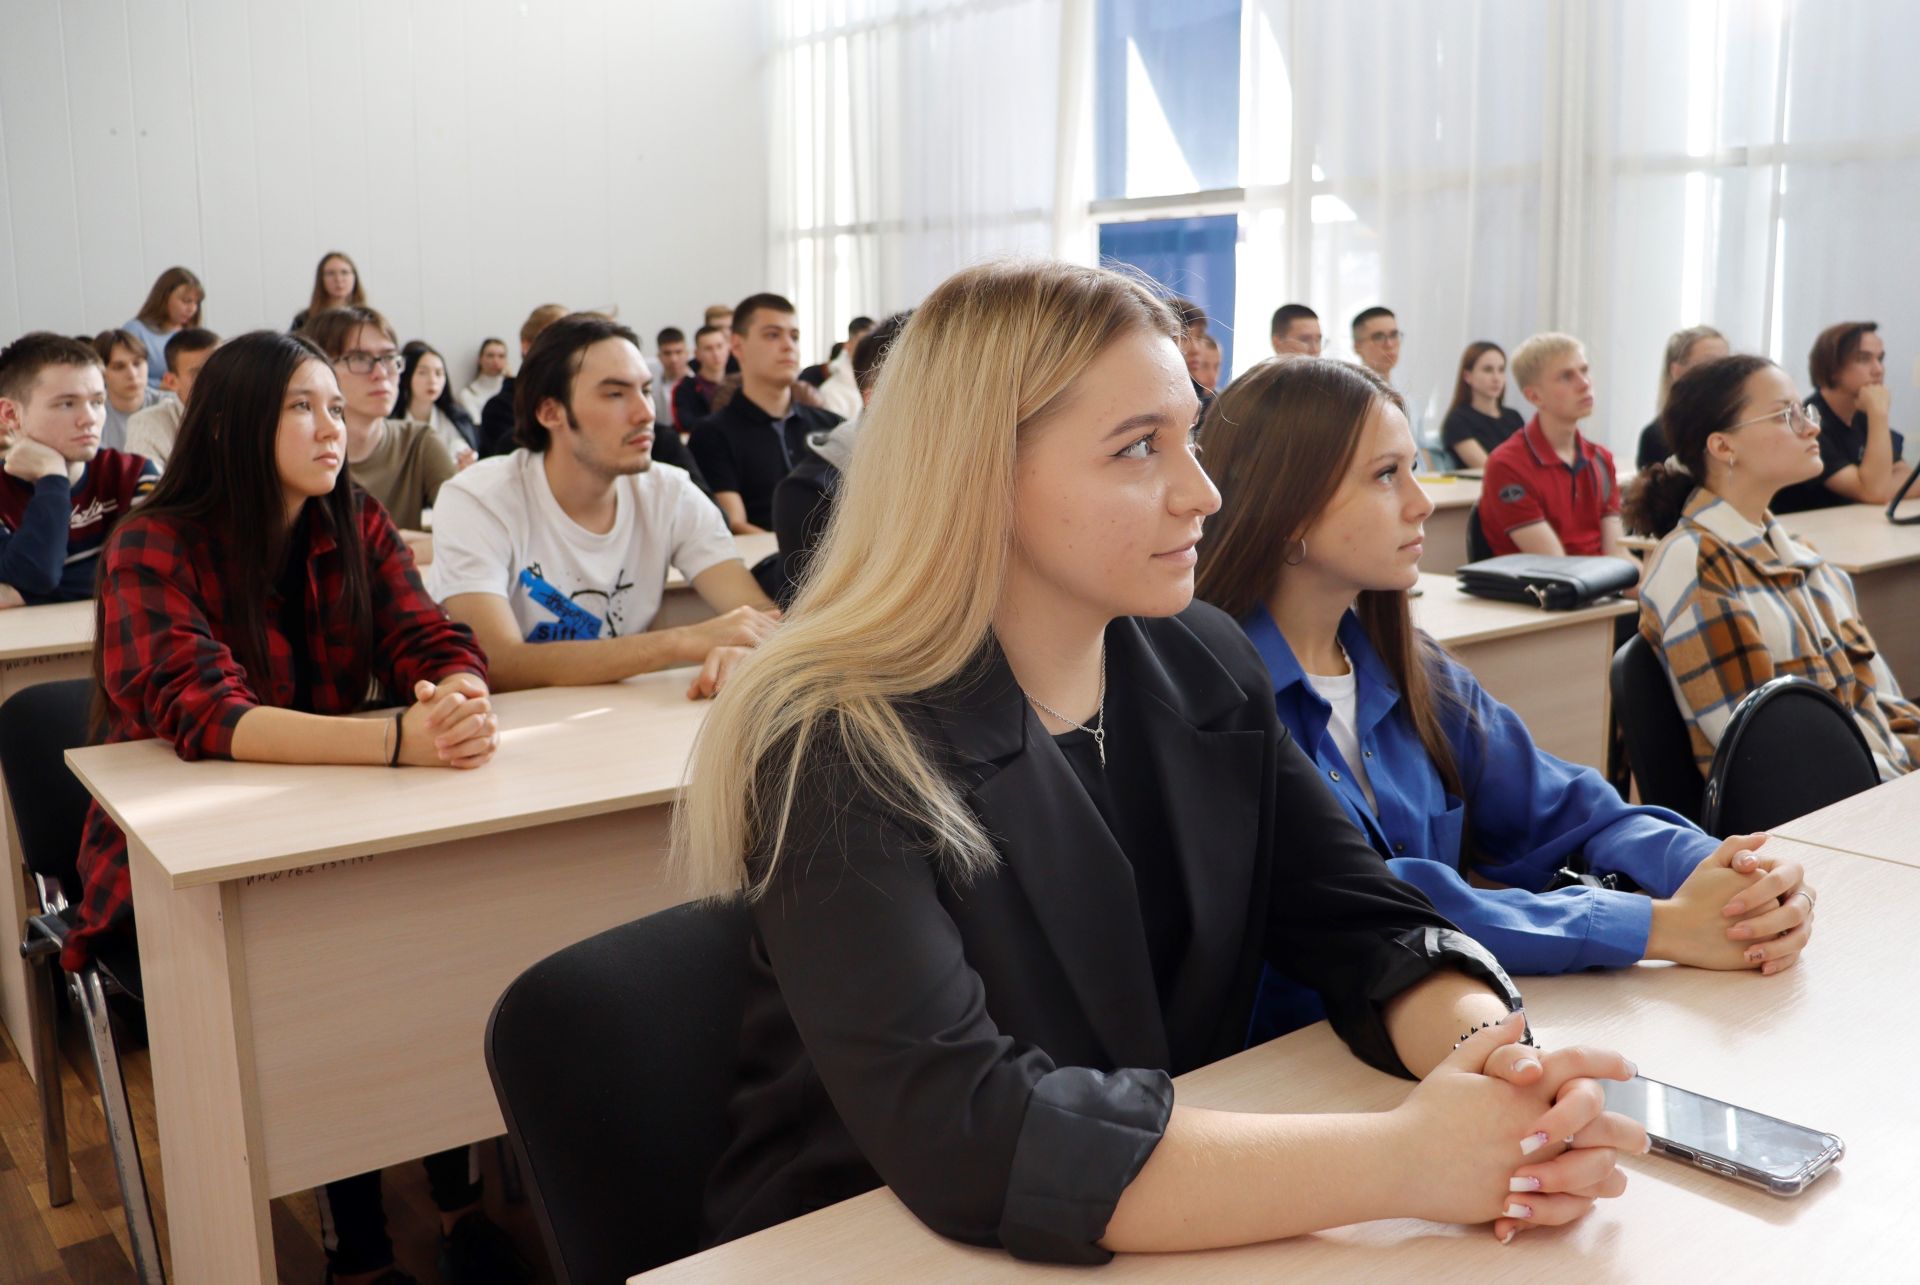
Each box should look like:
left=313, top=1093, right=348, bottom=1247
left=1352, top=305, right=1444, bottom=466
left=303, top=306, right=458, bottom=562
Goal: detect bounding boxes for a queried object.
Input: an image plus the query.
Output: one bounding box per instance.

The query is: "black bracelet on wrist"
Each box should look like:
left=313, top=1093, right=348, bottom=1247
left=1453, top=1015, right=1540, bottom=1050
left=388, top=708, right=404, bottom=768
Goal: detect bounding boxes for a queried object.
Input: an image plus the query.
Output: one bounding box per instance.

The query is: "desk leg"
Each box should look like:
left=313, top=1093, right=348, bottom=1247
left=0, top=652, right=93, bottom=1081
left=128, top=839, right=275, bottom=1281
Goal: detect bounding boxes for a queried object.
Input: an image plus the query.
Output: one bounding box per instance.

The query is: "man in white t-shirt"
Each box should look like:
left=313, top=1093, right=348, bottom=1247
left=428, top=313, right=779, bottom=696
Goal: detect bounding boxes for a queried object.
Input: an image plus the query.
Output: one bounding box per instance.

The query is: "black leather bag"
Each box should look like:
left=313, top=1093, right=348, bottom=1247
left=1456, top=555, right=1640, bottom=610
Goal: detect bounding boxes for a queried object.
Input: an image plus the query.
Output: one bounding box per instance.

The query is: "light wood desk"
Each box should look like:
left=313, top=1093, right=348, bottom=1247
left=1780, top=499, right=1920, bottom=694
left=0, top=600, right=96, bottom=1081
left=1416, top=478, right=1479, bottom=574
left=655, top=532, right=780, bottom=628
left=641, top=838, right=1896, bottom=1282
left=1771, top=765, right=1920, bottom=870
left=66, top=674, right=712, bottom=1281
left=1412, top=574, right=1635, bottom=770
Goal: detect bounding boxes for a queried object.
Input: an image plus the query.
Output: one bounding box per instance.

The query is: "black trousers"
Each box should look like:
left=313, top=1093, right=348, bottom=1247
left=316, top=1145, right=482, bottom=1274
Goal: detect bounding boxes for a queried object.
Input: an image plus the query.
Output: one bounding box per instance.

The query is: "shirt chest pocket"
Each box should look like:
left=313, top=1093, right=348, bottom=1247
left=1425, top=794, right=1468, bottom=870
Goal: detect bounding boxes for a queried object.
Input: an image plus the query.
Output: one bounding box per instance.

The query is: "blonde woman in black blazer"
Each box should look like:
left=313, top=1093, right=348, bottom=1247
left=673, top=261, right=1646, bottom=1264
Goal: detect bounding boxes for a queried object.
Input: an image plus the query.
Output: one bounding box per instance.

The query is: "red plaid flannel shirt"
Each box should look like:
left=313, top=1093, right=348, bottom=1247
left=63, top=493, right=487, bottom=968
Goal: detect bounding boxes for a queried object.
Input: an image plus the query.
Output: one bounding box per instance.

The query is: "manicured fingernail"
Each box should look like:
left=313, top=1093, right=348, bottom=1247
left=1499, top=1227, right=1516, bottom=1244
left=1729, top=925, right=1751, bottom=939
left=1520, top=1132, right=1550, bottom=1156
left=1514, top=1058, right=1540, bottom=1074
left=1503, top=1202, right=1533, bottom=1220
left=1509, top=1176, right=1543, bottom=1192
left=1724, top=900, right=1745, bottom=916
left=1502, top=1008, right=1525, bottom=1025
left=1625, top=1060, right=1639, bottom=1078
left=1641, top=1135, right=1655, bottom=1154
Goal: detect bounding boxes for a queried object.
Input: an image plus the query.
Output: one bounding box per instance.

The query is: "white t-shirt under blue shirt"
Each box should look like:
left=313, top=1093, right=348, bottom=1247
left=425, top=448, right=739, bottom=642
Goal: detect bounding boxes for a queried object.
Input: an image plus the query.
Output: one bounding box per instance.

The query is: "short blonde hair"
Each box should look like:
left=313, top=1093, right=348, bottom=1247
left=1510, top=332, right=1585, bottom=393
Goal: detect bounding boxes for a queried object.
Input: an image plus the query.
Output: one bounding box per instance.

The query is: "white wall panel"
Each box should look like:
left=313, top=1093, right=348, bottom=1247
left=0, top=0, right=771, bottom=380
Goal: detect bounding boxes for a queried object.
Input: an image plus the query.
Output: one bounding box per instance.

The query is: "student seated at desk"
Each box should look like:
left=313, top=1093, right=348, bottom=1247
left=63, top=330, right=526, bottom=1285
left=1440, top=341, right=1525, bottom=469
left=678, top=261, right=1649, bottom=1261
left=1191, top=357, right=1815, bottom=1048
left=1773, top=320, right=1914, bottom=513
left=429, top=313, right=779, bottom=696
left=1627, top=353, right=1920, bottom=781
left=0, top=332, right=157, bottom=608
left=125, top=326, right=220, bottom=467
left=1635, top=326, right=1728, bottom=472
left=1478, top=333, right=1633, bottom=567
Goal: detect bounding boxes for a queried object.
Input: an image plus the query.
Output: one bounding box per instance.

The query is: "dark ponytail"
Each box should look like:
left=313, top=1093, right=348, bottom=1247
left=1623, top=353, right=1775, bottom=537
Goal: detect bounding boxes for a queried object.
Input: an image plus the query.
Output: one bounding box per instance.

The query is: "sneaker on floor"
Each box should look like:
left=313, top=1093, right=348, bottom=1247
left=439, top=1210, right=536, bottom=1285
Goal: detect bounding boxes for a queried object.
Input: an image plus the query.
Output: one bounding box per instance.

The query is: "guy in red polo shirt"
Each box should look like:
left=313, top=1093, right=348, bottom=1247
left=1478, top=332, right=1633, bottom=574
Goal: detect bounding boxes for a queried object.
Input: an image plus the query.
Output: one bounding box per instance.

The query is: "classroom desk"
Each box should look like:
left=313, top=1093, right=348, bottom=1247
left=1411, top=573, right=1634, bottom=770
left=1416, top=478, right=1478, bottom=574
left=1780, top=499, right=1920, bottom=694
left=640, top=837, right=1896, bottom=1282
left=0, top=600, right=95, bottom=1082
left=655, top=532, right=781, bottom=628
left=65, top=675, right=711, bottom=1281
left=1770, top=763, right=1920, bottom=870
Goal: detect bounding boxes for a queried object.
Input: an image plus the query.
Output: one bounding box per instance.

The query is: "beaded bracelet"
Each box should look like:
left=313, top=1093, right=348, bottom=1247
left=1454, top=1016, right=1539, bottom=1050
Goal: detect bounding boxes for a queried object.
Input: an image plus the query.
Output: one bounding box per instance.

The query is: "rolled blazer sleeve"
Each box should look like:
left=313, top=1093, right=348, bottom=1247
left=1262, top=724, right=1523, bottom=1078
left=751, top=761, right=1171, bottom=1264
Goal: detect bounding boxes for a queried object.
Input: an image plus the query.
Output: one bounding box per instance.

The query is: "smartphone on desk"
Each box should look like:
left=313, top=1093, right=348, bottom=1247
left=1603, top=1075, right=1842, bottom=1196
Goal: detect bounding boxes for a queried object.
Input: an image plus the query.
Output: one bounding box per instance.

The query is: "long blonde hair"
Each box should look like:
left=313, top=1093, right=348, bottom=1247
left=671, top=260, right=1182, bottom=900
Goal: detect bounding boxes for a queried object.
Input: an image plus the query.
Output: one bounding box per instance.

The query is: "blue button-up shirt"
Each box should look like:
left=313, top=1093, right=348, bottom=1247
left=1244, top=606, right=1717, bottom=1043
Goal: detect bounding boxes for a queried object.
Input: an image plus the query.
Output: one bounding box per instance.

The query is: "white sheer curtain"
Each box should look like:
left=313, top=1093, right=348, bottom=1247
left=768, top=0, right=1068, bottom=353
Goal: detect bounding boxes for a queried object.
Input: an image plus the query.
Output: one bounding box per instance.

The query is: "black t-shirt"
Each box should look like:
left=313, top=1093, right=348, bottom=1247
left=689, top=394, right=841, bottom=529
left=1774, top=390, right=1908, bottom=513
left=272, top=519, right=316, bottom=713
left=1635, top=418, right=1668, bottom=472
left=1053, top=723, right=1189, bottom=1006
left=1441, top=403, right=1524, bottom=459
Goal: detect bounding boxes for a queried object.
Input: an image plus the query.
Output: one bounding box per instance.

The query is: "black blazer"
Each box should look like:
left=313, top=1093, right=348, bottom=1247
left=703, top=603, right=1518, bottom=1264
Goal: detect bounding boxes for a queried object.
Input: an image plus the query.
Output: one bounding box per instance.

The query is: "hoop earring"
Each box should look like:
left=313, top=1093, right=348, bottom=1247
left=1284, top=538, right=1308, bottom=566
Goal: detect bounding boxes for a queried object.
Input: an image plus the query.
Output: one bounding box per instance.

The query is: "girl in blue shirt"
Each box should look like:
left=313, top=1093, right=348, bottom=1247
left=1193, top=357, right=1819, bottom=1043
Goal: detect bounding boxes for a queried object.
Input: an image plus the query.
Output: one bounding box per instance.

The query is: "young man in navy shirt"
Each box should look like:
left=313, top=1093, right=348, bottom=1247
left=0, top=333, right=157, bottom=607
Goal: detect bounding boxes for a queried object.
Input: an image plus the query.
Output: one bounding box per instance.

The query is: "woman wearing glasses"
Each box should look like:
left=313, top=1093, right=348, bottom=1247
left=1627, top=354, right=1920, bottom=779
left=303, top=307, right=458, bottom=560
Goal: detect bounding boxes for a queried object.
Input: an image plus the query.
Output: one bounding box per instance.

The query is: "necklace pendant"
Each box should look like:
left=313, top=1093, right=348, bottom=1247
left=1093, top=725, right=1106, bottom=769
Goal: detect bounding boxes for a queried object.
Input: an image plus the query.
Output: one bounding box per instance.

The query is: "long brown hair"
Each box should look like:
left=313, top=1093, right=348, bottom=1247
left=1447, top=340, right=1507, bottom=415
left=1195, top=356, right=1466, bottom=798
left=307, top=251, right=366, bottom=318
left=134, top=266, right=204, bottom=331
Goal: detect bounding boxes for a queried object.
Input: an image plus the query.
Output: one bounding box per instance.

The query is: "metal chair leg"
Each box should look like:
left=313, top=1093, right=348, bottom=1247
left=27, top=951, right=72, bottom=1206
left=74, top=969, right=166, bottom=1285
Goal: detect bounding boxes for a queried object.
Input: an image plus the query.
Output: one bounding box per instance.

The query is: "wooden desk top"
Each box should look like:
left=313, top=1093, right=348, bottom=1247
left=65, top=672, right=711, bottom=890
left=1780, top=500, right=1920, bottom=572
left=665, top=533, right=779, bottom=590
left=1411, top=573, right=1635, bottom=646
left=641, top=839, right=1899, bottom=1282
left=1416, top=476, right=1480, bottom=510
left=0, top=600, right=94, bottom=663
left=1771, top=768, right=1920, bottom=869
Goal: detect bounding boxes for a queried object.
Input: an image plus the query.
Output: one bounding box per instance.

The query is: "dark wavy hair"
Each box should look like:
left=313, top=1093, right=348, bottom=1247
left=96, top=331, right=374, bottom=703
left=398, top=340, right=477, bottom=448
left=514, top=312, right=643, bottom=452
left=1622, top=353, right=1775, bottom=537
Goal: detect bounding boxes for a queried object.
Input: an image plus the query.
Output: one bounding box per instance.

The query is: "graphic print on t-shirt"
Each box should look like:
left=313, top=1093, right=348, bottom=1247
left=517, top=562, right=637, bottom=641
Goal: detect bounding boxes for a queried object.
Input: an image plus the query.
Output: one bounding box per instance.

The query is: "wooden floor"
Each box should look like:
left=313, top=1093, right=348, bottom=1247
left=0, top=1010, right=556, bottom=1283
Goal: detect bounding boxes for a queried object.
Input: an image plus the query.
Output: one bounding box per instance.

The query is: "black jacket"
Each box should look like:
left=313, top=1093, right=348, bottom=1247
left=703, top=603, right=1519, bottom=1263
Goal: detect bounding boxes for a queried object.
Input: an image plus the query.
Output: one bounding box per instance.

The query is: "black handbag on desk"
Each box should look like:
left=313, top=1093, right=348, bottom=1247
left=1456, top=555, right=1640, bottom=610
left=1888, top=460, right=1920, bottom=524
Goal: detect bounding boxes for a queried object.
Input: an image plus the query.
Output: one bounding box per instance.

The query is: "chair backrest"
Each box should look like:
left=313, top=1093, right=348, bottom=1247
left=1609, top=635, right=1702, bottom=824
left=1702, top=676, right=1880, bottom=835
left=486, top=901, right=752, bottom=1284
left=1466, top=502, right=1496, bottom=563
left=0, top=678, right=98, bottom=895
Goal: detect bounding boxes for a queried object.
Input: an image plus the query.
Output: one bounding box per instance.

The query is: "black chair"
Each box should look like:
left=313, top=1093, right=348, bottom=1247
left=1702, top=676, right=1880, bottom=835
left=486, top=902, right=751, bottom=1283
left=1466, top=502, right=1496, bottom=563
left=1609, top=635, right=1703, bottom=825
left=0, top=679, right=164, bottom=1283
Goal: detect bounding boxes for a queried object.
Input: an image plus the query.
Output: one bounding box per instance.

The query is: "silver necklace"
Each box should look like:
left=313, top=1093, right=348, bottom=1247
left=1026, top=646, right=1107, bottom=768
